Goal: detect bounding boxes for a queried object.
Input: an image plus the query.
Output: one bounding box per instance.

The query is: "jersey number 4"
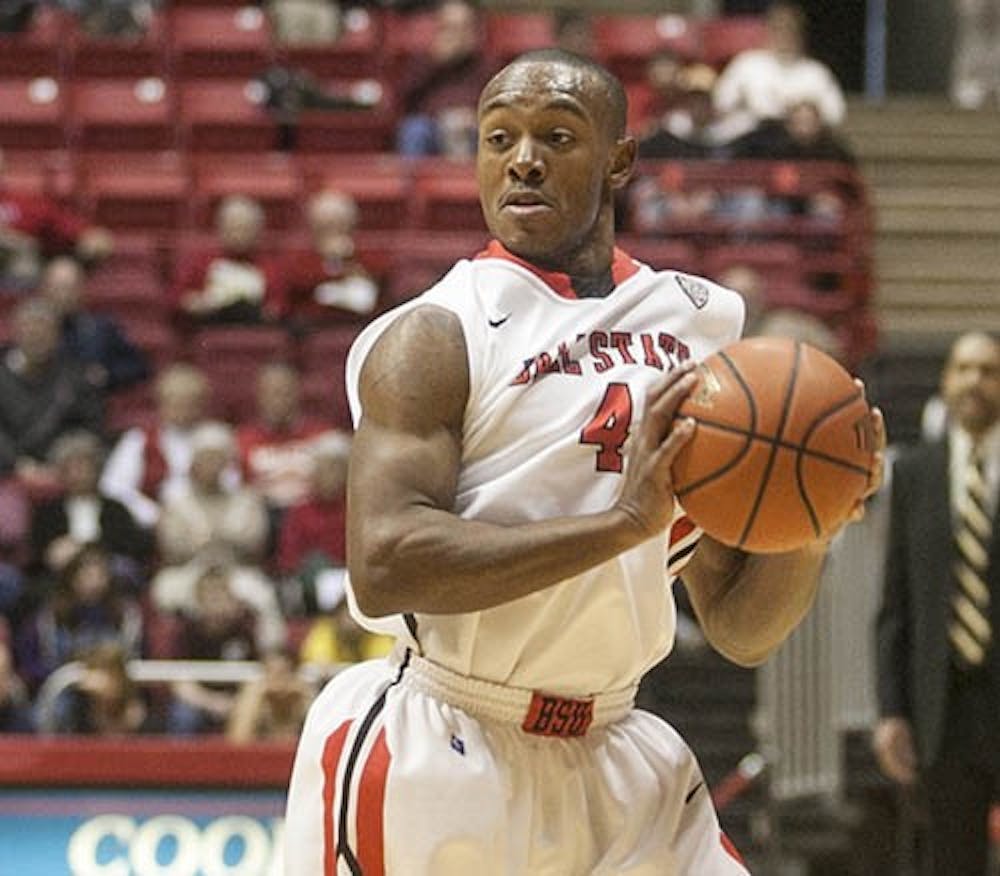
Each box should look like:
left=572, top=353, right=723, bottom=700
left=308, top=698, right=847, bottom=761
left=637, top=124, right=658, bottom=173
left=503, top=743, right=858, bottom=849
left=580, top=383, right=633, bottom=473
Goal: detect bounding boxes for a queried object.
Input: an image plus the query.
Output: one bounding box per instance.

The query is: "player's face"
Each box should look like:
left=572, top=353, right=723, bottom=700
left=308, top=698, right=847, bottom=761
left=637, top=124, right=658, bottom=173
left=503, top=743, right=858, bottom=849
left=477, top=62, right=632, bottom=269
left=941, top=333, right=1000, bottom=436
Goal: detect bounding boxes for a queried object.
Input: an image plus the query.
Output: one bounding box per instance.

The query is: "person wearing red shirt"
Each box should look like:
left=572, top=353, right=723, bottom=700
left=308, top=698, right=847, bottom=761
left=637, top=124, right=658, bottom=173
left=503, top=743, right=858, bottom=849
left=282, top=190, right=380, bottom=328
left=0, top=148, right=113, bottom=291
left=276, top=431, right=349, bottom=615
left=236, top=362, right=337, bottom=513
left=171, top=196, right=286, bottom=325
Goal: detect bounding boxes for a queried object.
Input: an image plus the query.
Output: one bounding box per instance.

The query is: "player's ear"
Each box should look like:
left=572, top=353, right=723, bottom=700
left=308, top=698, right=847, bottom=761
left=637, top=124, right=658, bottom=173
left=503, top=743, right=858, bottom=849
left=608, top=136, right=637, bottom=190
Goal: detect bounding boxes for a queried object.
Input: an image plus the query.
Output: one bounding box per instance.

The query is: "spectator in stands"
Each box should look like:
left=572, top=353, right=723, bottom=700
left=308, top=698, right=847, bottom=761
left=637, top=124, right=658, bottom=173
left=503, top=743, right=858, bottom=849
left=166, top=565, right=263, bottom=735
left=712, top=1, right=846, bottom=140
left=627, top=48, right=685, bottom=138
left=298, top=571, right=392, bottom=666
left=237, top=363, right=338, bottom=518
left=640, top=63, right=735, bottom=159
left=226, top=647, right=314, bottom=743
left=16, top=542, right=142, bottom=691
left=63, top=0, right=156, bottom=38
left=0, top=621, right=31, bottom=732
left=30, top=430, right=151, bottom=587
left=396, top=0, right=491, bottom=158
left=276, top=431, right=349, bottom=615
left=0, top=298, right=105, bottom=499
left=553, top=9, right=594, bottom=57
left=38, top=256, right=151, bottom=394
left=0, top=0, right=38, bottom=33
left=152, top=422, right=284, bottom=651
left=754, top=307, right=843, bottom=362
left=951, top=0, right=1000, bottom=109
left=172, top=196, right=285, bottom=325
left=49, top=641, right=148, bottom=735
left=283, top=191, right=380, bottom=327
left=100, top=363, right=213, bottom=528
left=731, top=96, right=856, bottom=164
left=714, top=263, right=768, bottom=336
left=0, top=148, right=113, bottom=292
left=267, top=0, right=341, bottom=45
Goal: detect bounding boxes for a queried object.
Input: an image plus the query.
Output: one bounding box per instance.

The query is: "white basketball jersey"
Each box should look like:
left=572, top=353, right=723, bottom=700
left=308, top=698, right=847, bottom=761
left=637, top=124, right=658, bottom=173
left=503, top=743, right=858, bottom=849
left=345, top=241, right=744, bottom=696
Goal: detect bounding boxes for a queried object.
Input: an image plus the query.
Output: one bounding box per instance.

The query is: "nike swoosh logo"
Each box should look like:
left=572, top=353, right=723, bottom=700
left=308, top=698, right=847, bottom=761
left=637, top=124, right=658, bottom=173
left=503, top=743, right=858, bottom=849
left=488, top=314, right=511, bottom=328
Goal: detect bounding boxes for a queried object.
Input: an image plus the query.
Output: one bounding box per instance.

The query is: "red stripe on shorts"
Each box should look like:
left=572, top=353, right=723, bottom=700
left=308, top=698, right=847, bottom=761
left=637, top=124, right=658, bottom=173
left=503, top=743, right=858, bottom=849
left=356, top=726, right=391, bottom=875
left=670, top=515, right=696, bottom=546
left=720, top=830, right=748, bottom=867
left=321, top=721, right=353, bottom=876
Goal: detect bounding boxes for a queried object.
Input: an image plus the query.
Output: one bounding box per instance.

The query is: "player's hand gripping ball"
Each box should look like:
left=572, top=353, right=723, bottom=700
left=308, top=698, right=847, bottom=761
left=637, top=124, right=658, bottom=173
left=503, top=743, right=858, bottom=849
left=671, top=337, right=878, bottom=552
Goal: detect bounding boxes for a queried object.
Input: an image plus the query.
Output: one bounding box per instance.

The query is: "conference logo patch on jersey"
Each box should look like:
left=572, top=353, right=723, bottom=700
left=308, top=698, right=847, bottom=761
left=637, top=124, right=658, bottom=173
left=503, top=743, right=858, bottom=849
left=675, top=274, right=710, bottom=310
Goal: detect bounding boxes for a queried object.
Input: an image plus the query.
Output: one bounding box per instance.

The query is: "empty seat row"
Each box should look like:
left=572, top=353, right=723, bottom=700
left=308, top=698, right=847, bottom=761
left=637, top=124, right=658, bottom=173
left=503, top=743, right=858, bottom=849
left=0, top=76, right=396, bottom=153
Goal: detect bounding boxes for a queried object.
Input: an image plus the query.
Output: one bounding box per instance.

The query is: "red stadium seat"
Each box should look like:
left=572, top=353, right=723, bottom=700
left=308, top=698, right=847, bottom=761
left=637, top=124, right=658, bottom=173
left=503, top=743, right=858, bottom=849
left=307, top=155, right=411, bottom=231
left=0, top=7, right=67, bottom=76
left=275, top=7, right=382, bottom=78
left=293, top=78, right=398, bottom=154
left=0, top=77, right=67, bottom=150
left=106, top=383, right=158, bottom=435
left=485, top=13, right=555, bottom=65
left=70, top=78, right=175, bottom=151
left=701, top=241, right=802, bottom=286
left=299, top=326, right=362, bottom=427
left=67, top=13, right=167, bottom=77
left=592, top=14, right=699, bottom=84
left=189, top=326, right=294, bottom=419
left=78, top=151, right=190, bottom=231
left=169, top=6, right=273, bottom=77
left=382, top=10, right=442, bottom=78
left=616, top=237, right=701, bottom=276
left=0, top=148, right=70, bottom=195
left=700, top=16, right=768, bottom=69
left=178, top=80, right=278, bottom=152
left=410, top=160, right=485, bottom=232
left=380, top=230, right=487, bottom=305
left=190, top=153, right=303, bottom=229
left=123, top=322, right=181, bottom=369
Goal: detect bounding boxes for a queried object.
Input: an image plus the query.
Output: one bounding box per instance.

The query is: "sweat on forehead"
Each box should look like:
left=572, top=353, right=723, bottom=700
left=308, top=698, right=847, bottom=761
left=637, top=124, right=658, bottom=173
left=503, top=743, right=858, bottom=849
left=479, top=51, right=627, bottom=136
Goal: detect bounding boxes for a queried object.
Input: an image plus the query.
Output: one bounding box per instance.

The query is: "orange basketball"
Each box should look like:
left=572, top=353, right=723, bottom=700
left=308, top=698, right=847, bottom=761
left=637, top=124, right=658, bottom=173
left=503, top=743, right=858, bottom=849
left=671, top=337, right=876, bottom=553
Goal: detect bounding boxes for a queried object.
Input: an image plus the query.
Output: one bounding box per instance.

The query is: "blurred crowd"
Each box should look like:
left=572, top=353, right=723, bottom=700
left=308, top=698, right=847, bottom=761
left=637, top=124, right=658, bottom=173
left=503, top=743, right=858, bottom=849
left=0, top=0, right=868, bottom=743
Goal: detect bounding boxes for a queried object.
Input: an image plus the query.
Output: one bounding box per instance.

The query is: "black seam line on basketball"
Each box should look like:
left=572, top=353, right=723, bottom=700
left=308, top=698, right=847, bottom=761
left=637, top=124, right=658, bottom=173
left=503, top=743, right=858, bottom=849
left=336, top=649, right=412, bottom=872
left=738, top=341, right=801, bottom=548
left=675, top=351, right=758, bottom=498
left=795, top=389, right=870, bottom=536
left=679, top=417, right=872, bottom=478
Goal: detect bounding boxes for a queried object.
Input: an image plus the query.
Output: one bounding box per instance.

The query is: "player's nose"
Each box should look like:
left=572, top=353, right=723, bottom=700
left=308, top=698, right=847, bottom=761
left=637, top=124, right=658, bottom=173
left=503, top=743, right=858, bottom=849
left=507, top=137, right=545, bottom=183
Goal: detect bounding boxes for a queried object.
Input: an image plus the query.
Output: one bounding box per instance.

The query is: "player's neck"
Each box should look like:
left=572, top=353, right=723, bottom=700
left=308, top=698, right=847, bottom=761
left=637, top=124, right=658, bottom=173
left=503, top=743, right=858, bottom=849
left=570, top=269, right=615, bottom=299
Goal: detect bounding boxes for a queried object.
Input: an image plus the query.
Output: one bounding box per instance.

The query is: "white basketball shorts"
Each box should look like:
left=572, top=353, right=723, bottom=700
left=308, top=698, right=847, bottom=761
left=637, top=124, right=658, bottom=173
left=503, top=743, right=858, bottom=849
left=284, top=647, right=751, bottom=875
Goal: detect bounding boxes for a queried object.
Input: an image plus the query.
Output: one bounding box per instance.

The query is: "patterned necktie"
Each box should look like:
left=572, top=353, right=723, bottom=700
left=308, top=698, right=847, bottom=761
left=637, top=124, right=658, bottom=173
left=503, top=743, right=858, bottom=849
left=950, top=446, right=993, bottom=668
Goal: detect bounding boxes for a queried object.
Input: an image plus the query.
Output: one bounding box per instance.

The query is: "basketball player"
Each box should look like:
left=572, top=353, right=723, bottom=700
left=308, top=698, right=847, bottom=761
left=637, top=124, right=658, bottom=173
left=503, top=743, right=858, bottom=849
left=285, top=50, right=884, bottom=874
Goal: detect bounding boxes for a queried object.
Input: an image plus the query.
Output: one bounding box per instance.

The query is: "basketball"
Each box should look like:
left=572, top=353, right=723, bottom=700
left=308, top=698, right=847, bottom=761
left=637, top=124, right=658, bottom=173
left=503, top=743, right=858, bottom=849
left=671, top=337, right=876, bottom=553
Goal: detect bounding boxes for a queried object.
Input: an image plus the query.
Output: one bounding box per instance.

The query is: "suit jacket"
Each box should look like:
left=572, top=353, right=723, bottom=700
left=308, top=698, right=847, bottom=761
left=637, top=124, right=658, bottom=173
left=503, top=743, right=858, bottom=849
left=876, top=440, right=1000, bottom=765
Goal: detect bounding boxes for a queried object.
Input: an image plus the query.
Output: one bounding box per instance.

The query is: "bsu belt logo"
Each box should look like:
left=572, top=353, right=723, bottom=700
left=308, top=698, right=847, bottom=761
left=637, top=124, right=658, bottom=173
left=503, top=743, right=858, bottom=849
left=523, top=691, right=594, bottom=738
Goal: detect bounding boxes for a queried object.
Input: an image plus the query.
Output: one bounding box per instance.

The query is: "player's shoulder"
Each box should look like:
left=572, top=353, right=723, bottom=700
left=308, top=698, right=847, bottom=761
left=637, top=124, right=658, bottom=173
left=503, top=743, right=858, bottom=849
left=647, top=267, right=745, bottom=327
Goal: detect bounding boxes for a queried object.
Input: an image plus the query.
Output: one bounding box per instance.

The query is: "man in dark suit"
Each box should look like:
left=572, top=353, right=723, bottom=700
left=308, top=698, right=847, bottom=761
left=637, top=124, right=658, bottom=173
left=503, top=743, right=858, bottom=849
left=875, top=331, right=1000, bottom=875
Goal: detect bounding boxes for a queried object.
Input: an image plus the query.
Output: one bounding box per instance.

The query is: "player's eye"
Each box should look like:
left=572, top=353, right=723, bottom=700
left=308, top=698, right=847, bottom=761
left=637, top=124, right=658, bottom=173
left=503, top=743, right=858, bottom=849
left=548, top=129, right=575, bottom=147
left=484, top=130, right=512, bottom=149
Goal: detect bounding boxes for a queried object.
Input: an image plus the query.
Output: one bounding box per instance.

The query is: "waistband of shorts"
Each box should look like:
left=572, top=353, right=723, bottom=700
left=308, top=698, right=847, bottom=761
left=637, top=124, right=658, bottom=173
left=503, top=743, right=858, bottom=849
left=390, top=646, right=637, bottom=731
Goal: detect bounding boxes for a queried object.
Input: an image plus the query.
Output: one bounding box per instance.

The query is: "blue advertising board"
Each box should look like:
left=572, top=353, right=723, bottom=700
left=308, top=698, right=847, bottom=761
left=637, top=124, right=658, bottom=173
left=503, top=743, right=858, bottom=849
left=0, top=789, right=287, bottom=876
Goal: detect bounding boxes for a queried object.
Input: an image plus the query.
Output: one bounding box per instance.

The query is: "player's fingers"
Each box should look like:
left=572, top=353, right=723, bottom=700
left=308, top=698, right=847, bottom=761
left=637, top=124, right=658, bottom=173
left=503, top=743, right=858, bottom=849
left=643, top=366, right=698, bottom=443
left=870, top=406, right=887, bottom=451
left=656, top=415, right=696, bottom=466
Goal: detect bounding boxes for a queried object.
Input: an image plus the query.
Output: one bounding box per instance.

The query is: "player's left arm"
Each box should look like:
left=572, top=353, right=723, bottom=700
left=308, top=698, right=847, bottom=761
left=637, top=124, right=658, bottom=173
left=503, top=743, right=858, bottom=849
left=682, top=404, right=886, bottom=667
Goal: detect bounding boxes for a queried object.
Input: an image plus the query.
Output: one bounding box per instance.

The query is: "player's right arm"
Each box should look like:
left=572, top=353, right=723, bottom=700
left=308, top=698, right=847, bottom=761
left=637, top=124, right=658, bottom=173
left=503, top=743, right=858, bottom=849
left=347, top=304, right=697, bottom=617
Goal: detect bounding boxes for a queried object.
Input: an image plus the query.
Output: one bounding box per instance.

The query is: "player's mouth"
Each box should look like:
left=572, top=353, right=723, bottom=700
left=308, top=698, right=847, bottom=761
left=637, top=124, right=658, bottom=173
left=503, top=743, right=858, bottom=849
left=500, top=190, right=554, bottom=216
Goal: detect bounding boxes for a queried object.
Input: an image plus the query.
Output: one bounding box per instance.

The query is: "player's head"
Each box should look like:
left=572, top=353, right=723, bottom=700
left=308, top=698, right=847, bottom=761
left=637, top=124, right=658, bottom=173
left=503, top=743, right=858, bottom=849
left=476, top=49, right=635, bottom=271
left=941, top=331, right=1000, bottom=438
